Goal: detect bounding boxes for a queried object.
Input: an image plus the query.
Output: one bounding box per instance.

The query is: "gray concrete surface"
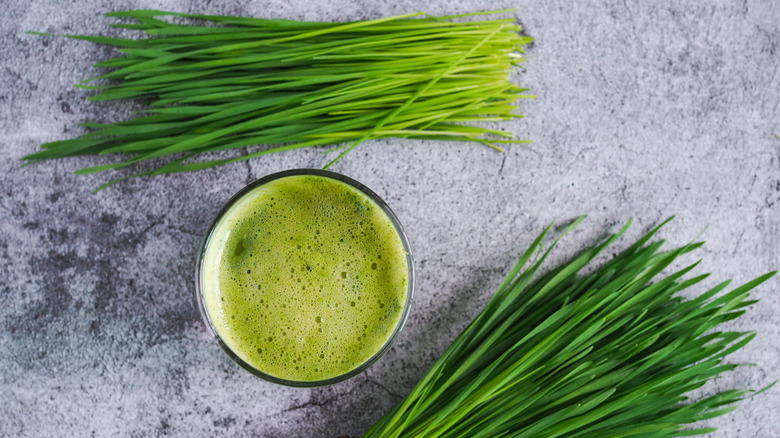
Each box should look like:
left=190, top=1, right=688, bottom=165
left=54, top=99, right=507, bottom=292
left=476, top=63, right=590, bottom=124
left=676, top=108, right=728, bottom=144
left=1, top=0, right=778, bottom=436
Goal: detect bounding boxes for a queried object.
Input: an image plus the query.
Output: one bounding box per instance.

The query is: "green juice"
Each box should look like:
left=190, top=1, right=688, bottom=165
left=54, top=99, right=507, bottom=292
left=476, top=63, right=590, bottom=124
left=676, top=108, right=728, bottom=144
left=200, top=174, right=410, bottom=382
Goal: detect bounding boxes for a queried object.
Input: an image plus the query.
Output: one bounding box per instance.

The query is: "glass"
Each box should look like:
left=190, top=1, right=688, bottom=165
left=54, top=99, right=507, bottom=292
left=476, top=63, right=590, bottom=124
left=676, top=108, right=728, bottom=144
left=195, top=169, right=414, bottom=387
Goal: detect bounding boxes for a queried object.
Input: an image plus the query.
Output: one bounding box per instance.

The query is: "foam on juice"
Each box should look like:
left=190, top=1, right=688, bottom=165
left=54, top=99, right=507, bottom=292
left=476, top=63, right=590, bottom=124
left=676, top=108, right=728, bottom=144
left=201, top=175, right=409, bottom=381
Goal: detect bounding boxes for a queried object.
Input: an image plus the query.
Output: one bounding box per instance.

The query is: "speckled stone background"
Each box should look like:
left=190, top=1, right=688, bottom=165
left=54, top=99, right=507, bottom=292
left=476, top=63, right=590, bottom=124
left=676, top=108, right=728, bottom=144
left=1, top=0, right=778, bottom=436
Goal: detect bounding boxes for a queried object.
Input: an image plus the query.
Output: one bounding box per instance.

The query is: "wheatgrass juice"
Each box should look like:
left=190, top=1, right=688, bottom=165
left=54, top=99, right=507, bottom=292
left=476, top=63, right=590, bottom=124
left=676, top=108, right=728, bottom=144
left=198, top=170, right=412, bottom=385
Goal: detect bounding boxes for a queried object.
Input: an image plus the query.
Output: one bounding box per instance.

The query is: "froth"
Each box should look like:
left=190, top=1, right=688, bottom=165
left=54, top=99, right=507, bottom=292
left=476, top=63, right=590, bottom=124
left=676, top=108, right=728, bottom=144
left=201, top=175, right=409, bottom=382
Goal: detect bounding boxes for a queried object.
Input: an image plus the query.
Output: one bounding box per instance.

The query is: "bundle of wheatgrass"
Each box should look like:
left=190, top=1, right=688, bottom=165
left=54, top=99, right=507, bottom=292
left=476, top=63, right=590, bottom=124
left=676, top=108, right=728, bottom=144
left=24, top=10, right=532, bottom=189
left=365, top=218, right=775, bottom=438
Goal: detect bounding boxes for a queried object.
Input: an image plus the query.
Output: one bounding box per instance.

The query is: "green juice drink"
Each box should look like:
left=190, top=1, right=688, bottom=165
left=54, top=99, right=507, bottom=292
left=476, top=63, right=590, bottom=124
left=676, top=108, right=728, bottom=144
left=198, top=170, right=412, bottom=384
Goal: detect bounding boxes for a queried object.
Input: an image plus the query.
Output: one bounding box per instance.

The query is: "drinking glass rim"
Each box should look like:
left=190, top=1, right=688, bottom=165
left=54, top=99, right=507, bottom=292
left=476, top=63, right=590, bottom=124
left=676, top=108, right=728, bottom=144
left=195, top=168, right=415, bottom=387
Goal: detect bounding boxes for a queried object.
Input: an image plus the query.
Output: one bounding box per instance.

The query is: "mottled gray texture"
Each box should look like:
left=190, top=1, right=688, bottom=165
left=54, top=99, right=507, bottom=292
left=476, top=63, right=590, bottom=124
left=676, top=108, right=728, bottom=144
left=1, top=0, right=778, bottom=437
